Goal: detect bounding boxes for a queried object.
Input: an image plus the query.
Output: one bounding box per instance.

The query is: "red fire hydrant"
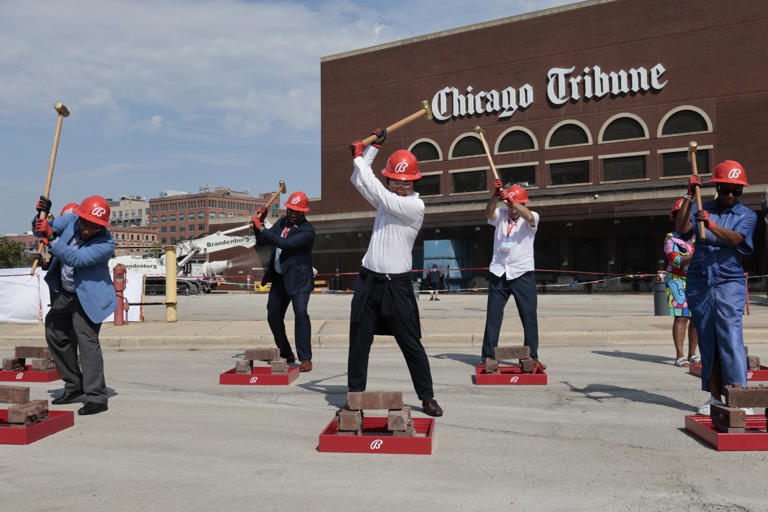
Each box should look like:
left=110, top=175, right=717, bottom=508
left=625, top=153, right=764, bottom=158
left=113, top=264, right=126, bottom=326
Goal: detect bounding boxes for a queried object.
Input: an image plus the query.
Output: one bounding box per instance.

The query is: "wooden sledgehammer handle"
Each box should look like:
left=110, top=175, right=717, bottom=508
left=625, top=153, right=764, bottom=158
left=258, top=180, right=287, bottom=221
left=361, top=100, right=432, bottom=146
left=474, top=125, right=513, bottom=208
left=31, top=102, right=70, bottom=275
left=688, top=141, right=706, bottom=241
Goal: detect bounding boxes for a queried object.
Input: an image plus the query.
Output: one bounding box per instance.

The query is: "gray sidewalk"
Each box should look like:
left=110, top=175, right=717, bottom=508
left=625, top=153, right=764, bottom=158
left=1, top=292, right=767, bottom=351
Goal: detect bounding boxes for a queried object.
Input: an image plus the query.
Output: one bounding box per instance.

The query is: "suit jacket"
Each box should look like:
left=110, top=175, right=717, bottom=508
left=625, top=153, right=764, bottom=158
left=44, top=214, right=117, bottom=324
left=256, top=216, right=315, bottom=296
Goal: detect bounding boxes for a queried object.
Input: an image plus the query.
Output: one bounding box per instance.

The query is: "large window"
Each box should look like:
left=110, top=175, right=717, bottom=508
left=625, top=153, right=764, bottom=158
left=451, top=170, right=486, bottom=193
left=602, top=117, right=645, bottom=141
left=161, top=215, right=167, bottom=222
left=411, top=141, right=440, bottom=161
left=550, top=160, right=590, bottom=185
left=152, top=216, right=158, bottom=223
left=498, top=165, right=536, bottom=187
left=602, top=155, right=646, bottom=181
left=662, top=150, right=710, bottom=177
left=661, top=109, right=709, bottom=135
left=415, top=174, right=441, bottom=196
left=179, top=214, right=185, bottom=221
left=451, top=136, right=484, bottom=158
left=498, top=130, right=535, bottom=152
left=549, top=123, right=589, bottom=147
left=198, top=212, right=204, bottom=220
left=170, top=214, right=176, bottom=222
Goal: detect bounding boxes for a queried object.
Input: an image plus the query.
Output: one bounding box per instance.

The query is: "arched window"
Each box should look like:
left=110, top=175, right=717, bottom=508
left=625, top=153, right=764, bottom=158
left=548, top=123, right=589, bottom=147
left=498, top=129, right=535, bottom=152
left=410, top=140, right=441, bottom=161
left=450, top=135, right=484, bottom=158
left=602, top=117, right=646, bottom=141
left=661, top=109, right=709, bottom=135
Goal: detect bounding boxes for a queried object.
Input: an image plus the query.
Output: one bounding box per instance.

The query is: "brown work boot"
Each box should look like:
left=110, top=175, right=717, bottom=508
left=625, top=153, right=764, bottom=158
left=422, top=398, right=443, bottom=417
left=534, top=360, right=547, bottom=371
left=299, top=360, right=312, bottom=372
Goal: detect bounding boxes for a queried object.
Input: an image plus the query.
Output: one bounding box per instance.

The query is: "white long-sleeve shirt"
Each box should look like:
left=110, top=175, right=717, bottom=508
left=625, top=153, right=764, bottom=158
left=351, top=146, right=424, bottom=274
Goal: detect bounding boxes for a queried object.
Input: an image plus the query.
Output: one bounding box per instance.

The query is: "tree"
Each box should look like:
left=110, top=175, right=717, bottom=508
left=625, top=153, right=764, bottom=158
left=0, top=237, right=26, bottom=268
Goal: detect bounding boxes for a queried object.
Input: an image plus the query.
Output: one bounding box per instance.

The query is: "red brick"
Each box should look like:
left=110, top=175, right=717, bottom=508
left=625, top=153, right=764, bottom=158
left=485, top=358, right=499, bottom=374
left=337, top=409, right=363, bottom=431
left=725, top=384, right=768, bottom=408
left=494, top=346, right=530, bottom=361
left=0, top=385, right=30, bottom=404
left=347, top=391, right=403, bottom=410
left=14, top=346, right=50, bottom=359
left=235, top=360, right=253, bottom=374
left=387, top=406, right=412, bottom=431
left=2, top=358, right=25, bottom=371
left=747, top=355, right=761, bottom=370
left=392, top=419, right=416, bottom=436
left=243, top=348, right=279, bottom=362
left=27, top=358, right=54, bottom=371
left=710, top=404, right=746, bottom=428
left=7, top=400, right=49, bottom=426
left=270, top=359, right=288, bottom=375
left=519, top=358, right=535, bottom=373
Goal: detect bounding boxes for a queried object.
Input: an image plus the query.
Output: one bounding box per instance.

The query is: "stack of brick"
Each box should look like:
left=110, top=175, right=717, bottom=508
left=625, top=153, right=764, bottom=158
left=1, top=346, right=54, bottom=372
left=337, top=391, right=415, bottom=436
left=0, top=384, right=50, bottom=427
left=711, top=384, right=768, bottom=433
left=236, top=348, right=287, bottom=375
left=485, top=346, right=534, bottom=374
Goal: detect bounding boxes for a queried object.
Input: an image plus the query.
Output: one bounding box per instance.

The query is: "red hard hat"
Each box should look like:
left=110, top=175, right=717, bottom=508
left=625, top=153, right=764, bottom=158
left=669, top=198, right=685, bottom=220
left=284, top=191, right=310, bottom=212
left=506, top=185, right=529, bottom=203
left=381, top=150, right=421, bottom=181
left=59, top=203, right=79, bottom=216
left=74, top=196, right=111, bottom=226
left=710, top=160, right=749, bottom=186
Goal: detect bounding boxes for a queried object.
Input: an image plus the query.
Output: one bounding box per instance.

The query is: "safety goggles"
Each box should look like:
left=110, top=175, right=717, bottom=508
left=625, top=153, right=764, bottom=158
left=716, top=185, right=743, bottom=197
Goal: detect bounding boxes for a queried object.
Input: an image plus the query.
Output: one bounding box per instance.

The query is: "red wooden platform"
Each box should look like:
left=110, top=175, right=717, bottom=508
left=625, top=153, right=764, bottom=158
left=0, top=410, right=75, bottom=445
left=473, top=365, right=547, bottom=385
left=688, top=363, right=768, bottom=381
left=318, top=416, right=435, bottom=454
left=219, top=366, right=299, bottom=385
left=685, top=414, right=768, bottom=451
left=0, top=366, right=60, bottom=382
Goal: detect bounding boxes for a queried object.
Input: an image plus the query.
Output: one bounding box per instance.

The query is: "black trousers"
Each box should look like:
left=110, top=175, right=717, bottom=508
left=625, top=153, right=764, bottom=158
left=266, top=274, right=312, bottom=361
left=481, top=271, right=540, bottom=361
left=45, top=291, right=108, bottom=405
left=348, top=268, right=434, bottom=401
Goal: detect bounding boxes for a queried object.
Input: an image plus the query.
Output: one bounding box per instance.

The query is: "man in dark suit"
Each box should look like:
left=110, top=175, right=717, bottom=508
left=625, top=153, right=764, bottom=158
left=251, top=191, right=316, bottom=372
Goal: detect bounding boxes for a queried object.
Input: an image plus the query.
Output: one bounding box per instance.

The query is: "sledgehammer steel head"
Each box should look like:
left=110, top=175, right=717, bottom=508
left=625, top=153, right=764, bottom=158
left=473, top=125, right=484, bottom=135
left=422, top=100, right=433, bottom=120
left=279, top=180, right=287, bottom=193
left=54, top=102, right=70, bottom=117
left=687, top=140, right=697, bottom=162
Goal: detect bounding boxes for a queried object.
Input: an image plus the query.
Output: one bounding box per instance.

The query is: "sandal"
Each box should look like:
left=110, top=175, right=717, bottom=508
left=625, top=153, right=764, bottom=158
left=674, top=357, right=689, bottom=367
left=688, top=355, right=701, bottom=365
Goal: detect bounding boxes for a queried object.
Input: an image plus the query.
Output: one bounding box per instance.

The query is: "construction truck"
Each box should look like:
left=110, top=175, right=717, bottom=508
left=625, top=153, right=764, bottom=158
left=109, top=224, right=257, bottom=295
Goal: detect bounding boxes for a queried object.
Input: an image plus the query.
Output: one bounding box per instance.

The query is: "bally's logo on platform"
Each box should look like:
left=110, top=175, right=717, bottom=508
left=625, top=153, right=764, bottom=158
left=393, top=161, right=408, bottom=174
left=92, top=207, right=107, bottom=218
left=16, top=372, right=24, bottom=380
left=369, top=439, right=384, bottom=450
left=510, top=376, right=519, bottom=383
left=747, top=372, right=753, bottom=379
left=249, top=376, right=259, bottom=384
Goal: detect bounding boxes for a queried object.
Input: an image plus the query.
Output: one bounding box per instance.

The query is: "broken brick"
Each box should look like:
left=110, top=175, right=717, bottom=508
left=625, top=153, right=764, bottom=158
left=7, top=400, right=49, bottom=426
left=347, top=391, right=403, bottom=410
left=387, top=406, right=412, bottom=431
left=243, top=348, right=279, bottom=362
left=485, top=358, right=499, bottom=374
left=2, top=358, right=25, bottom=371
left=235, top=360, right=253, bottom=374
left=494, top=346, right=530, bottom=361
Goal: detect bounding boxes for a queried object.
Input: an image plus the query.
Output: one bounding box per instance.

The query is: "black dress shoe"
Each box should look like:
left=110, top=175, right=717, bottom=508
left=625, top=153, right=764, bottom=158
left=422, top=398, right=443, bottom=417
left=77, top=402, right=108, bottom=415
left=285, top=354, right=297, bottom=364
left=52, top=390, right=84, bottom=405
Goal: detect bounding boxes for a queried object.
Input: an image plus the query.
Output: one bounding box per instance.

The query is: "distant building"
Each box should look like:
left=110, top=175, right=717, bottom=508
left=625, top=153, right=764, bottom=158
left=107, top=195, right=150, bottom=227
left=4, top=233, right=37, bottom=254
left=149, top=186, right=285, bottom=245
left=110, top=226, right=160, bottom=256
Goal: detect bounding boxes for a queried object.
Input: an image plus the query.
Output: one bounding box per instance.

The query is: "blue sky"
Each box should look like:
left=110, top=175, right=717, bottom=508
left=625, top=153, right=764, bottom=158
left=0, top=0, right=572, bottom=234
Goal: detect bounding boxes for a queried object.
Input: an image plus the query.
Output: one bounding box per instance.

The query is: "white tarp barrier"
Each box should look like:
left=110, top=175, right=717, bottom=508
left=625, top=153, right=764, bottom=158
left=0, top=268, right=143, bottom=323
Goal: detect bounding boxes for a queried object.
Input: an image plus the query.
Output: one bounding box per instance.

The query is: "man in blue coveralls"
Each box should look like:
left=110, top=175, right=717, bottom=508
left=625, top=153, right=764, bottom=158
left=675, top=161, right=757, bottom=415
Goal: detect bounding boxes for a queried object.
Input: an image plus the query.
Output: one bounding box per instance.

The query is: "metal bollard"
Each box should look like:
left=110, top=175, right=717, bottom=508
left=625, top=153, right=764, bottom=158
left=165, top=245, right=177, bottom=322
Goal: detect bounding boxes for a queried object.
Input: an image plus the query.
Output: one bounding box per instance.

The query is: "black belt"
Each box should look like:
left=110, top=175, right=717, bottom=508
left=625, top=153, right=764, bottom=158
left=351, top=267, right=412, bottom=323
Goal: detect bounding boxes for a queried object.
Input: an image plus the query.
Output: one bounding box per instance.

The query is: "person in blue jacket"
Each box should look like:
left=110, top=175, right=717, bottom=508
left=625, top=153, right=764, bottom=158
left=675, top=161, right=757, bottom=415
left=33, top=195, right=116, bottom=415
left=251, top=192, right=315, bottom=372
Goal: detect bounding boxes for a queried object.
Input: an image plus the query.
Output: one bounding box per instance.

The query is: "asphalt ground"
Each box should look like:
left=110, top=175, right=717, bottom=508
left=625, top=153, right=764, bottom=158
left=2, top=345, right=767, bottom=512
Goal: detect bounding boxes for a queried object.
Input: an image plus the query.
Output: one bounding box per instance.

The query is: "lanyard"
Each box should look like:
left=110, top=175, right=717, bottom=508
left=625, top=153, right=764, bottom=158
left=505, top=216, right=519, bottom=238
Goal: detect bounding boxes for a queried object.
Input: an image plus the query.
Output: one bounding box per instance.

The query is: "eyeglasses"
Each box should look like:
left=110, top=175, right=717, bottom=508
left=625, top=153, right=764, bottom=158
left=717, top=186, right=743, bottom=197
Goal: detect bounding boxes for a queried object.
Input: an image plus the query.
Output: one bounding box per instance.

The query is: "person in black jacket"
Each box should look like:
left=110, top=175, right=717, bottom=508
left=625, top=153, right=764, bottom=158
left=251, top=191, right=316, bottom=372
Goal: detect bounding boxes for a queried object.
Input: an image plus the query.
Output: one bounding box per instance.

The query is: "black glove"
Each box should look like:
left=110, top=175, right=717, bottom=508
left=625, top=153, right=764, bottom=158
left=36, top=195, right=52, bottom=214
left=371, top=128, right=386, bottom=147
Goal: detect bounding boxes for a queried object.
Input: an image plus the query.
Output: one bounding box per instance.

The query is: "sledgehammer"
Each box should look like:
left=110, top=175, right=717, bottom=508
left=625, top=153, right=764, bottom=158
left=360, top=100, right=433, bottom=146
left=30, top=102, right=70, bottom=275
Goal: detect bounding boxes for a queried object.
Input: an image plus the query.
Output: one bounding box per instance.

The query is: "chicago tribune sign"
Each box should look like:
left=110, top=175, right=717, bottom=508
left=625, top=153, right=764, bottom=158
left=431, top=63, right=667, bottom=121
